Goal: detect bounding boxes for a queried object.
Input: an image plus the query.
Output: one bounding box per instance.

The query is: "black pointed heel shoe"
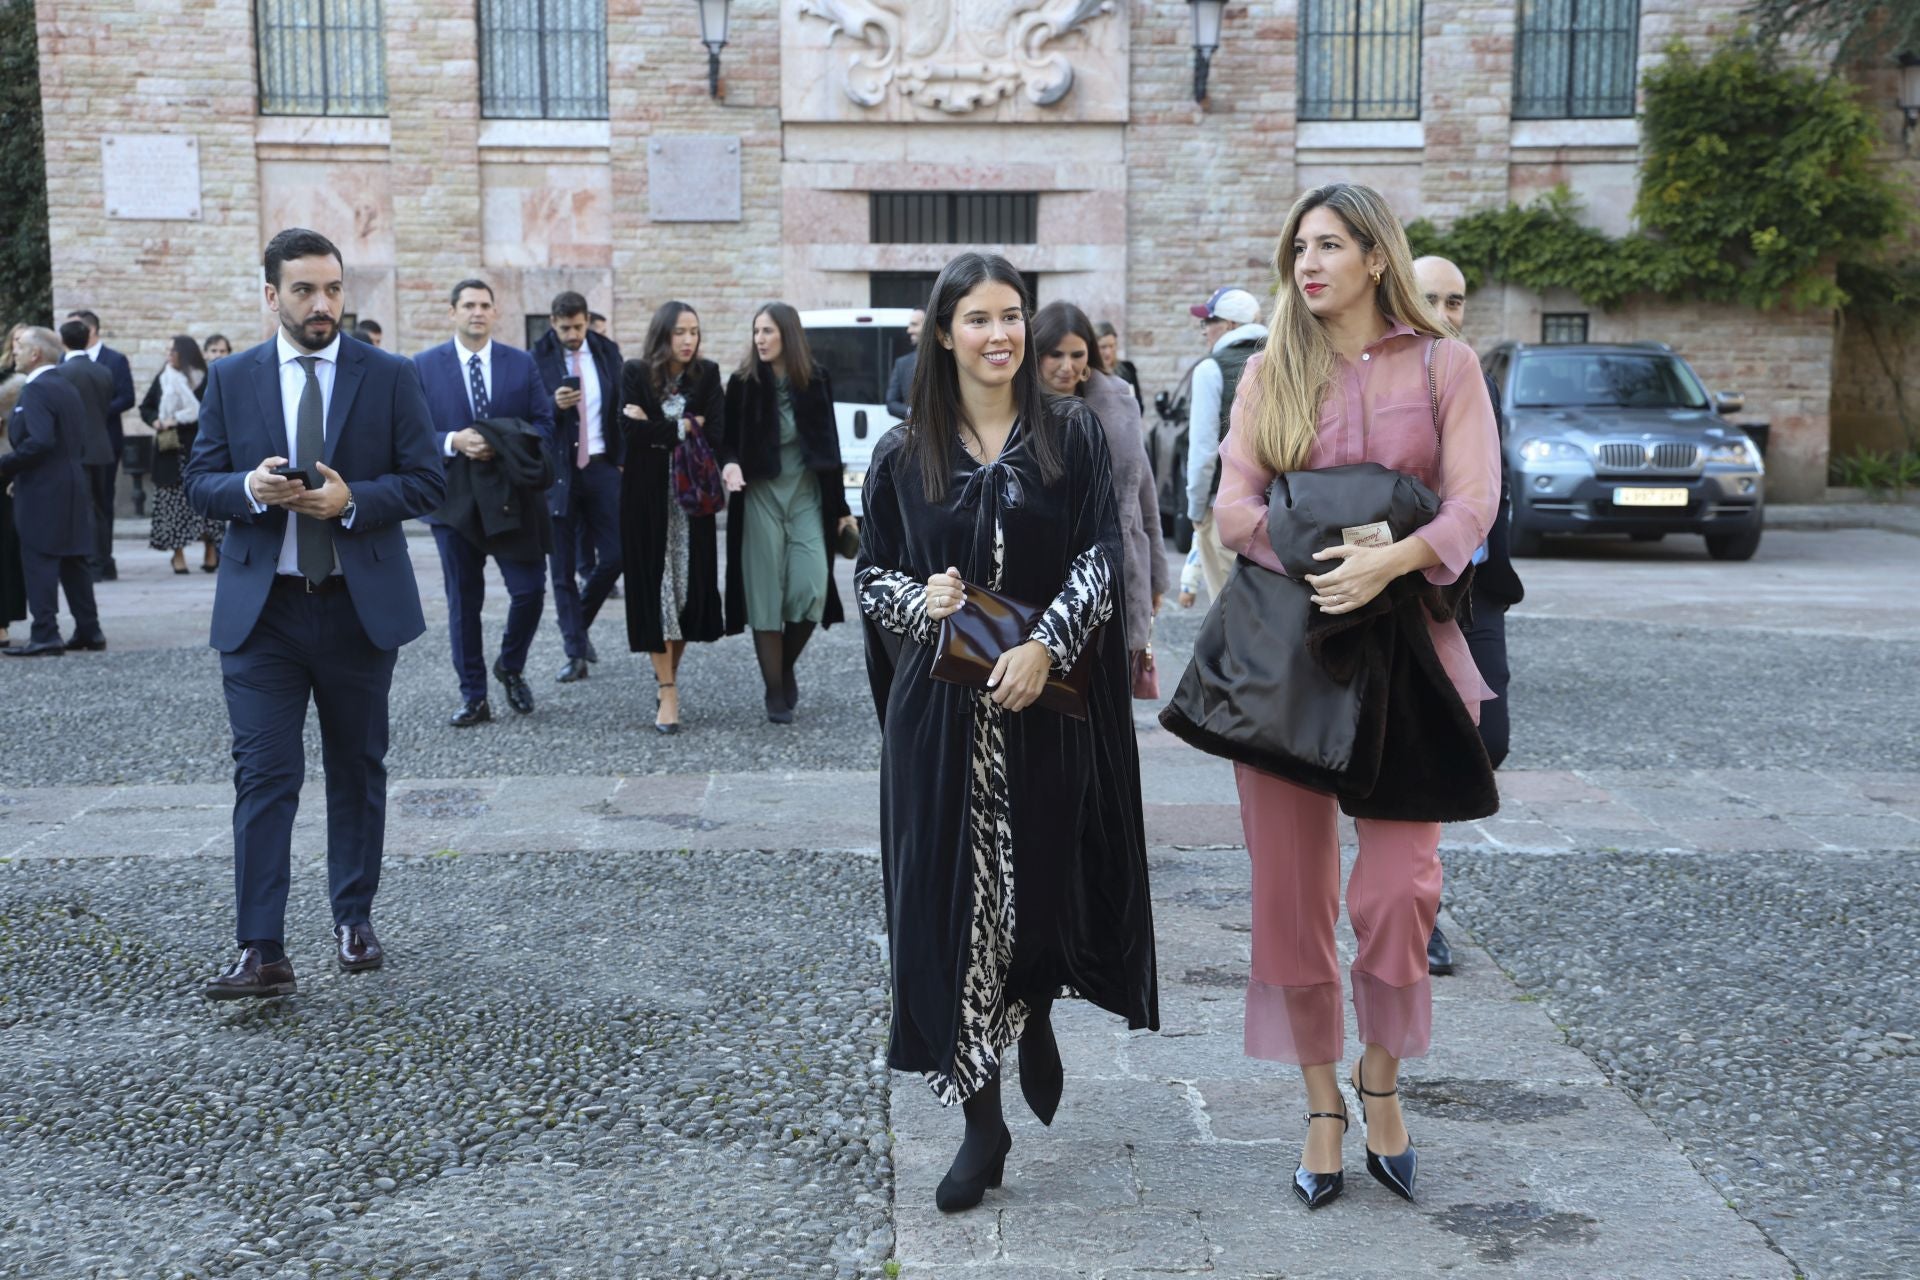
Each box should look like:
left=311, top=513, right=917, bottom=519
left=1292, top=1105, right=1349, bottom=1210
left=1018, top=999, right=1063, bottom=1126
left=654, top=681, right=680, bottom=735
left=1352, top=1059, right=1418, bottom=1202
left=935, top=1125, right=1011, bottom=1213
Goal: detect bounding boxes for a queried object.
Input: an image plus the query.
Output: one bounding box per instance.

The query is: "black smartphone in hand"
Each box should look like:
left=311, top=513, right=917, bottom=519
left=272, top=465, right=314, bottom=489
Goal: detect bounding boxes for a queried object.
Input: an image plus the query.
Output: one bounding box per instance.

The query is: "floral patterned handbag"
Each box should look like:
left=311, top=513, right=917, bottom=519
left=671, top=424, right=728, bottom=517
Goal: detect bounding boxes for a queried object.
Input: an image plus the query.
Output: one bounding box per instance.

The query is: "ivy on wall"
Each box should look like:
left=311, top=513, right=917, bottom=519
left=0, top=0, right=50, bottom=329
left=1405, top=41, right=1907, bottom=312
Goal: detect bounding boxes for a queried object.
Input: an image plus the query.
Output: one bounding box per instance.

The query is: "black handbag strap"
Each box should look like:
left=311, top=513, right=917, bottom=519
left=1425, top=337, right=1442, bottom=471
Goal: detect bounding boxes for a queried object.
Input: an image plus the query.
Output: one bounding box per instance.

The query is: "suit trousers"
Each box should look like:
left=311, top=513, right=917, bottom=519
left=1462, top=596, right=1510, bottom=769
left=1192, top=510, right=1234, bottom=602
left=549, top=458, right=623, bottom=658
left=432, top=525, right=547, bottom=702
left=220, top=579, right=397, bottom=945
left=20, top=546, right=100, bottom=645
left=1235, top=764, right=1442, bottom=1067
left=86, top=461, right=118, bottom=574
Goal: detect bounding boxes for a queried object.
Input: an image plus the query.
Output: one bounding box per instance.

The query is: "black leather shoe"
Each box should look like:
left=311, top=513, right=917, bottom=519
left=1353, top=1060, right=1418, bottom=1202
left=204, top=947, right=296, bottom=1000
left=449, top=698, right=492, bottom=727
left=4, top=641, right=65, bottom=657
left=1427, top=925, right=1454, bottom=976
left=765, top=691, right=794, bottom=725
left=1293, top=1105, right=1349, bottom=1211
left=556, top=657, right=590, bottom=683
left=584, top=638, right=600, bottom=663
left=336, top=922, right=384, bottom=972
left=935, top=1125, right=1011, bottom=1213
left=493, top=661, right=535, bottom=714
left=64, top=634, right=108, bottom=652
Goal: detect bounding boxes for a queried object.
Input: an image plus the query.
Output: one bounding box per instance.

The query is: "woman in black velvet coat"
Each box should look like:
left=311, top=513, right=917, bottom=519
left=620, top=303, right=727, bottom=734
left=856, top=252, right=1158, bottom=1214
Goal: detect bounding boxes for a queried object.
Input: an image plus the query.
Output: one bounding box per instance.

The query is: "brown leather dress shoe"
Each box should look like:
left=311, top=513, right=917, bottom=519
left=336, top=922, right=384, bottom=972
left=204, top=947, right=297, bottom=1000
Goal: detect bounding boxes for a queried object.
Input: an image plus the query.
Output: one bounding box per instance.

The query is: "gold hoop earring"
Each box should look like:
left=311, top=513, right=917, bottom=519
left=1370, top=269, right=1383, bottom=286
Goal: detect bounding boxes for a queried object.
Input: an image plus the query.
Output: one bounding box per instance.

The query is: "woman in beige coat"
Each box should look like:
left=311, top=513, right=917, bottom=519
left=1031, top=301, right=1168, bottom=658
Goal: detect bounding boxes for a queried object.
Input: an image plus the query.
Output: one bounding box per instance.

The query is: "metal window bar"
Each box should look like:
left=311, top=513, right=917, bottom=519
left=1513, top=0, right=1639, bottom=119
left=1300, top=0, right=1422, bottom=122
left=869, top=193, right=1039, bottom=245
left=1541, top=313, right=1591, bottom=344
left=257, top=0, right=388, bottom=117
left=480, top=0, right=608, bottom=119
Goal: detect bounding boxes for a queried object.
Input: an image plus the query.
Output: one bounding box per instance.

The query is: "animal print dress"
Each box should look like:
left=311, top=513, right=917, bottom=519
left=858, top=523, right=1113, bottom=1104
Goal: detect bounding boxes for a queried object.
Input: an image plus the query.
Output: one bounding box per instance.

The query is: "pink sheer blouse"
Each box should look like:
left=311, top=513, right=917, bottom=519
left=1214, top=321, right=1501, bottom=708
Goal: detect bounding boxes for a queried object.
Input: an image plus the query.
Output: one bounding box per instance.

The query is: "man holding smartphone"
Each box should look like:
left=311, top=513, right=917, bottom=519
left=183, top=227, right=445, bottom=997
left=531, top=290, right=624, bottom=683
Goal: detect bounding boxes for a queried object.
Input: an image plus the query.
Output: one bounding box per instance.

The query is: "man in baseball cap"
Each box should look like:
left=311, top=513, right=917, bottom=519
left=1183, top=286, right=1268, bottom=599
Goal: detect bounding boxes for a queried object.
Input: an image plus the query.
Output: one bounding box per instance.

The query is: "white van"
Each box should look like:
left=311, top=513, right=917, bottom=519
left=800, top=308, right=919, bottom=517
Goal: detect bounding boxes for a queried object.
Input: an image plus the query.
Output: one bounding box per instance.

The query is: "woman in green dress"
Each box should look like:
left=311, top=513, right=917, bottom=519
left=719, top=302, right=858, bottom=723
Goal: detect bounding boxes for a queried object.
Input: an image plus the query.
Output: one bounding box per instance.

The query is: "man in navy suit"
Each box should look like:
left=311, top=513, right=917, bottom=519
left=1, top=328, right=103, bottom=657
left=63, top=308, right=135, bottom=582
left=414, top=279, right=556, bottom=726
left=530, top=290, right=623, bottom=683
left=184, top=227, right=445, bottom=999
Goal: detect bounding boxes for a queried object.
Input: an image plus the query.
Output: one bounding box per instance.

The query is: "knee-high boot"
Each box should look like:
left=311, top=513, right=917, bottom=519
left=779, top=620, right=815, bottom=711
left=752, top=629, right=792, bottom=724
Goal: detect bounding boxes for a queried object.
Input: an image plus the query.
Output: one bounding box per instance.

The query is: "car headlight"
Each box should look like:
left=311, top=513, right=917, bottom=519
left=1517, top=438, right=1586, bottom=463
left=843, top=468, right=867, bottom=488
left=1707, top=440, right=1759, bottom=468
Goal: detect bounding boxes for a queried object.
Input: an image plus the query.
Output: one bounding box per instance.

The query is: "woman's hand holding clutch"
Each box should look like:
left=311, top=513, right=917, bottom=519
left=987, top=641, right=1053, bottom=713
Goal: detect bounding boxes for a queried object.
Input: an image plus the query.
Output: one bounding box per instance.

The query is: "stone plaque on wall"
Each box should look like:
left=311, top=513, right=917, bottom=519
left=648, top=137, right=743, bottom=223
left=784, top=0, right=1129, bottom=123
left=101, top=135, right=202, bottom=220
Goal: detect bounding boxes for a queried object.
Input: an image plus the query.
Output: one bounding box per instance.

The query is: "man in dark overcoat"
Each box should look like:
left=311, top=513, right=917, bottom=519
left=1, top=327, right=102, bottom=656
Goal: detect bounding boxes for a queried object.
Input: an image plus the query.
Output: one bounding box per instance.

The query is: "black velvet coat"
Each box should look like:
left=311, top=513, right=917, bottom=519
left=857, top=403, right=1160, bottom=1077
left=719, top=363, right=851, bottom=634
left=620, top=358, right=725, bottom=653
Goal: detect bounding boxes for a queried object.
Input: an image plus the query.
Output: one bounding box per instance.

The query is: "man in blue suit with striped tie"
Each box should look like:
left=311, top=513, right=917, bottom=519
left=413, top=279, right=556, bottom=726
left=184, top=228, right=446, bottom=998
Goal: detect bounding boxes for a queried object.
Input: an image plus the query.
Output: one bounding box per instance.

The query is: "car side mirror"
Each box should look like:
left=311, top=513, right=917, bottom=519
left=1154, top=390, right=1171, bottom=421
left=854, top=409, right=869, bottom=440
left=1715, top=391, right=1744, bottom=415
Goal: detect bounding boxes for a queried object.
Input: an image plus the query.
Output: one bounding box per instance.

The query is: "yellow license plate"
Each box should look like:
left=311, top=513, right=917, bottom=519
left=1613, top=487, right=1689, bottom=507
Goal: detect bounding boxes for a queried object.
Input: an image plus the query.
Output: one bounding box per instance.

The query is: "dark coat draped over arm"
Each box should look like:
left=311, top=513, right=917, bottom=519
left=856, top=400, right=1158, bottom=1077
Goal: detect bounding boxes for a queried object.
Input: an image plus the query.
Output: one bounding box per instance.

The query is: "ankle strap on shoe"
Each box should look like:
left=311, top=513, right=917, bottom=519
left=1305, top=1109, right=1350, bottom=1131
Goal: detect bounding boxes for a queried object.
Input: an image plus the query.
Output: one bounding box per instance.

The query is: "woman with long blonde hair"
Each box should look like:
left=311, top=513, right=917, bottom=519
left=1213, top=183, right=1500, bottom=1209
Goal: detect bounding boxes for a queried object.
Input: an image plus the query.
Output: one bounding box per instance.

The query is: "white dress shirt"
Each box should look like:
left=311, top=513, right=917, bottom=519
left=245, top=331, right=349, bottom=576
left=567, top=342, right=604, bottom=456
left=443, top=338, right=494, bottom=456
left=84, top=342, right=102, bottom=361
left=21, top=363, right=52, bottom=385
left=62, top=350, right=87, bottom=364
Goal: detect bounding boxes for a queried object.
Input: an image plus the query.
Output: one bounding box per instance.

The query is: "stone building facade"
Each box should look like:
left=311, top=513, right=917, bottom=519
left=33, top=0, right=1920, bottom=500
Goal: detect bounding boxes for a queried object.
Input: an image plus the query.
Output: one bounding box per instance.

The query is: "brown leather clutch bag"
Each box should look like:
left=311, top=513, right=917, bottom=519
left=930, top=579, right=1094, bottom=720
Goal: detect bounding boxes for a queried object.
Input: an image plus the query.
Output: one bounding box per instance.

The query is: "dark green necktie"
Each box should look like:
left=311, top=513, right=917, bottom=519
left=295, top=356, right=332, bottom=585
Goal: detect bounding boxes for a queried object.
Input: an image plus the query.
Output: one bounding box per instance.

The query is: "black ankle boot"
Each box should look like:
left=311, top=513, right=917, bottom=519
left=937, top=1073, right=1012, bottom=1213
left=1018, top=997, right=1063, bottom=1126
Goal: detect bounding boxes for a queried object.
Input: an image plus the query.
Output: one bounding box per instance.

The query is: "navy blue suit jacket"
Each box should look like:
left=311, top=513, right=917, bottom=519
left=529, top=328, right=622, bottom=518
left=413, top=339, right=555, bottom=453
left=0, top=372, right=96, bottom=556
left=183, top=337, right=447, bottom=653
left=95, top=344, right=135, bottom=452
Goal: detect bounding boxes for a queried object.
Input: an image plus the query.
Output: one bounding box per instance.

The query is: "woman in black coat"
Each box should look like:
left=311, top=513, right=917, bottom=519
left=620, top=302, right=726, bottom=734
left=856, top=252, right=1158, bottom=1213
left=718, top=302, right=856, bottom=723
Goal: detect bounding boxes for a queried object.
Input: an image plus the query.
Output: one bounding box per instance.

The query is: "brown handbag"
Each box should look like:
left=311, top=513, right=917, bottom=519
left=930, top=579, right=1094, bottom=720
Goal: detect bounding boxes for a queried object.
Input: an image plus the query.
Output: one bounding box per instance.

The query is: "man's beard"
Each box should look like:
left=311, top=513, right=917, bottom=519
left=283, top=314, right=336, bottom=352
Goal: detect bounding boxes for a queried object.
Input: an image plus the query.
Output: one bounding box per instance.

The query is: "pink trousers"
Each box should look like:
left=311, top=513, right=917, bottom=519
left=1235, top=764, right=1441, bottom=1066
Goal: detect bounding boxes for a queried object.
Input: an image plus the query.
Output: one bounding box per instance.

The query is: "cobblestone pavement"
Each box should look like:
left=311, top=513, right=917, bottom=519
left=0, top=525, right=1912, bottom=1277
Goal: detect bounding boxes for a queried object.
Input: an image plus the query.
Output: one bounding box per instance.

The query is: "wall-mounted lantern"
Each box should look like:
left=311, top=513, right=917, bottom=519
left=1189, top=0, right=1226, bottom=104
left=1899, top=53, right=1920, bottom=150
left=696, top=0, right=732, bottom=99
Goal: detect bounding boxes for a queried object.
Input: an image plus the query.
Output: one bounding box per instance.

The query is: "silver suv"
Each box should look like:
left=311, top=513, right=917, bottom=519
left=1485, top=342, right=1765, bottom=561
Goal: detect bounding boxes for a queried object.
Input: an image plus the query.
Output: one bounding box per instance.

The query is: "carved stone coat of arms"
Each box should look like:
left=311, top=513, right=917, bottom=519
left=793, top=0, right=1124, bottom=117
